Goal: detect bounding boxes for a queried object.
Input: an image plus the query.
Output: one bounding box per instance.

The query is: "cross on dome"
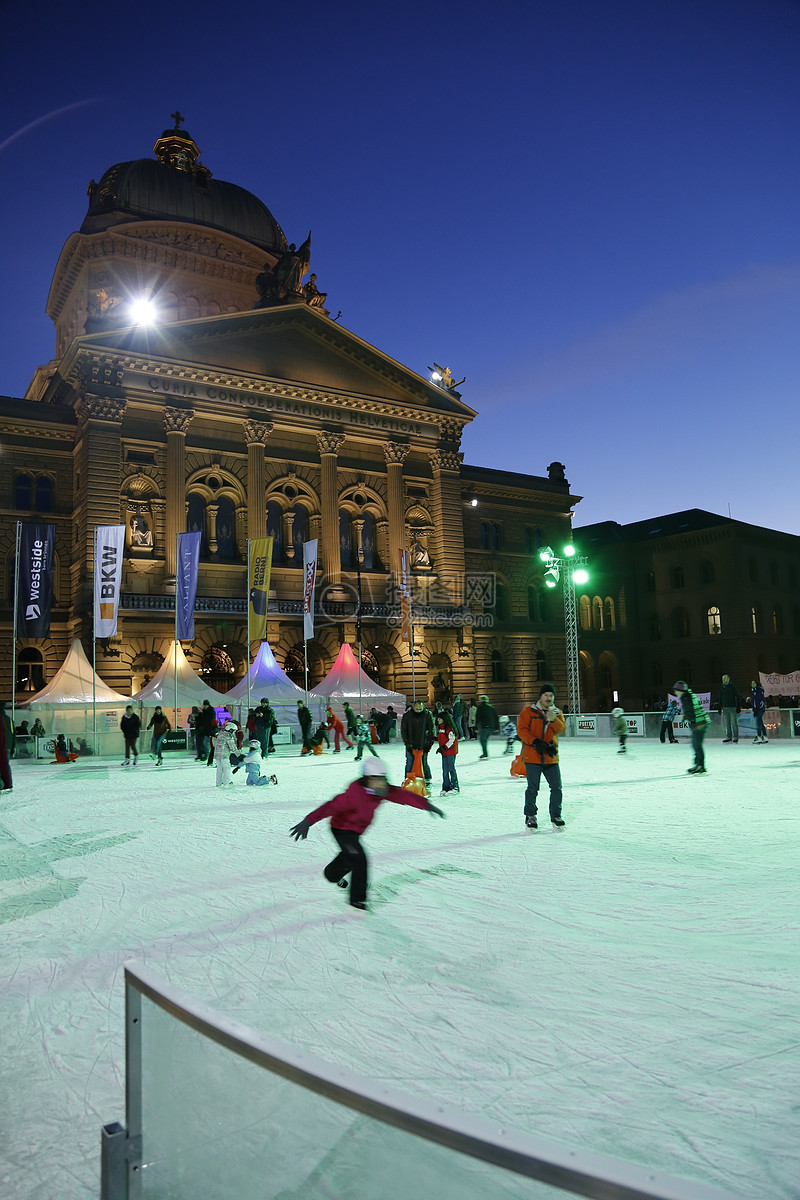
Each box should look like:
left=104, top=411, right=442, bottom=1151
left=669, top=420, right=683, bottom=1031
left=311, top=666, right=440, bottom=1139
left=171, top=110, right=185, bottom=130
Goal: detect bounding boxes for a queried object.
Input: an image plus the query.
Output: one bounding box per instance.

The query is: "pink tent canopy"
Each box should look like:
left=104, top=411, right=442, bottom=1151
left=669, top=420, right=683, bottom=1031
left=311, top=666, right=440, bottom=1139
left=311, top=643, right=406, bottom=709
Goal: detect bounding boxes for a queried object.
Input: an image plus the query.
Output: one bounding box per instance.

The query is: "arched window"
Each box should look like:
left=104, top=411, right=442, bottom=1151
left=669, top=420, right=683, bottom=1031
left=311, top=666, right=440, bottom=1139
left=361, top=648, right=380, bottom=681
left=16, top=647, right=45, bottom=693
left=215, top=497, right=236, bottom=561
left=338, top=511, right=353, bottom=569
left=284, top=647, right=305, bottom=686
left=671, top=566, right=685, bottom=589
left=266, top=502, right=283, bottom=559
left=707, top=606, right=722, bottom=636
left=14, top=473, right=32, bottom=510
left=592, top=596, right=603, bottom=631
left=579, top=595, right=591, bottom=631
left=200, top=645, right=235, bottom=693
left=772, top=606, right=783, bottom=635
left=186, top=494, right=207, bottom=554
left=603, top=597, right=616, bottom=631
left=650, top=613, right=661, bottom=640
left=360, top=512, right=376, bottom=570
left=34, top=476, right=53, bottom=512
left=495, top=581, right=509, bottom=621
left=751, top=605, right=759, bottom=634
left=535, top=650, right=549, bottom=681
left=490, top=650, right=505, bottom=682
left=646, top=570, right=656, bottom=593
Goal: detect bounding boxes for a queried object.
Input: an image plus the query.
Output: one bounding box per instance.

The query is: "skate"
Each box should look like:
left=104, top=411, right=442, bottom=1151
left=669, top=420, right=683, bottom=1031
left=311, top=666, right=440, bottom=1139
left=121, top=760, right=128, bottom=767
left=551, top=817, right=566, bottom=830
left=525, top=816, right=538, bottom=830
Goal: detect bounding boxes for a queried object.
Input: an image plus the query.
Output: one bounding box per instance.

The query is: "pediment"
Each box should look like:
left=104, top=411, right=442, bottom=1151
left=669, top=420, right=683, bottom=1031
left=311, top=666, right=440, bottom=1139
left=62, top=305, right=475, bottom=423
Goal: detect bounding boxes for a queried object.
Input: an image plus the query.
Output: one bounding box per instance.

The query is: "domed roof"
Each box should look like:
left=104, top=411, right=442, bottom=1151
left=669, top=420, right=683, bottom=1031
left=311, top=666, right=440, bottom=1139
left=81, top=119, right=287, bottom=254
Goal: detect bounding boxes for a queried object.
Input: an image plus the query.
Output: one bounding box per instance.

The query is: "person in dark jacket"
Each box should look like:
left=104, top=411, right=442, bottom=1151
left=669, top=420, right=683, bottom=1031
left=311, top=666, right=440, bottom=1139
left=718, top=675, right=741, bottom=743
left=146, top=706, right=171, bottom=765
left=343, top=701, right=358, bottom=740
left=0, top=702, right=12, bottom=791
left=195, top=700, right=215, bottom=761
left=400, top=699, right=435, bottom=782
left=675, top=681, right=710, bottom=774
left=660, top=698, right=680, bottom=744
left=750, top=679, right=768, bottom=744
left=120, top=705, right=141, bottom=765
left=255, top=699, right=277, bottom=756
left=297, top=701, right=313, bottom=754
left=476, top=695, right=500, bottom=759
left=289, top=758, right=444, bottom=909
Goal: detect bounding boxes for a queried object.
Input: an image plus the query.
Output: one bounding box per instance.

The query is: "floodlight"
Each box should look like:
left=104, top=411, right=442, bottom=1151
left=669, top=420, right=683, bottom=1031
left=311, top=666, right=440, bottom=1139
left=129, top=296, right=157, bottom=325
left=539, top=546, right=554, bottom=563
left=470, top=498, right=478, bottom=507
left=431, top=371, right=442, bottom=382
left=544, top=562, right=560, bottom=588
left=563, top=544, right=576, bottom=557
left=572, top=568, right=589, bottom=585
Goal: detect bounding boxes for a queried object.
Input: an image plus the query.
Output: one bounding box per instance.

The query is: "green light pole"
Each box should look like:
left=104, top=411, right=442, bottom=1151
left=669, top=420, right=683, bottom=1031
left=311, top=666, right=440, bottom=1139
left=539, top=545, right=589, bottom=716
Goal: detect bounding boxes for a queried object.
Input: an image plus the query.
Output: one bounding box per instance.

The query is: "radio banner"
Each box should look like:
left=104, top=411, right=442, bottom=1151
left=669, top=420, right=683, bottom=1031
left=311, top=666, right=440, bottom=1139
left=94, top=525, right=126, bottom=638
left=16, top=522, right=56, bottom=638
left=302, top=539, right=318, bottom=641
left=176, top=531, right=202, bottom=640
left=248, top=537, right=273, bottom=641
left=399, top=548, right=412, bottom=643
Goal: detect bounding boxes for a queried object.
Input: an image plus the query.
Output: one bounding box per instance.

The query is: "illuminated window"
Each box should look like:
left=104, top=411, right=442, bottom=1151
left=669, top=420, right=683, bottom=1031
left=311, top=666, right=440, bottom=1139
left=604, top=597, right=616, bottom=631
left=579, top=594, right=591, bottom=631
left=751, top=605, right=759, bottom=634
left=707, top=606, right=722, bottom=636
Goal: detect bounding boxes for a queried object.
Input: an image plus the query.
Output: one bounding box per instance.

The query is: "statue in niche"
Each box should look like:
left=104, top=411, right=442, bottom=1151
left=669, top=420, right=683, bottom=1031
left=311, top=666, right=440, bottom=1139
left=410, top=533, right=432, bottom=570
left=130, top=513, right=153, bottom=548
left=89, top=288, right=122, bottom=319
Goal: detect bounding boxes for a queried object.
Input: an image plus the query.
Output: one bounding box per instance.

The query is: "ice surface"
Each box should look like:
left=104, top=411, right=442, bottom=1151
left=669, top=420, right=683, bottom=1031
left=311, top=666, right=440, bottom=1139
left=1, top=735, right=798, bottom=1199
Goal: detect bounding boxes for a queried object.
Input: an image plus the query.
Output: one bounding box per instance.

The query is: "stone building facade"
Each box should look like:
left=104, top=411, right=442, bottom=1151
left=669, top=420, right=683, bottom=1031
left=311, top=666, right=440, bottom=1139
left=2, top=120, right=579, bottom=710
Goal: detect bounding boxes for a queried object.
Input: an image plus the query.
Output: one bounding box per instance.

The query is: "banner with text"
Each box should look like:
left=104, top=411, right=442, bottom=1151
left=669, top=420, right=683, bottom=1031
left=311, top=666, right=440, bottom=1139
left=16, top=522, right=56, bottom=638
left=94, top=525, right=126, bottom=637
left=176, top=531, right=202, bottom=640
left=759, top=670, right=800, bottom=696
left=302, top=539, right=318, bottom=641
left=399, top=549, right=412, bottom=643
left=248, top=537, right=273, bottom=642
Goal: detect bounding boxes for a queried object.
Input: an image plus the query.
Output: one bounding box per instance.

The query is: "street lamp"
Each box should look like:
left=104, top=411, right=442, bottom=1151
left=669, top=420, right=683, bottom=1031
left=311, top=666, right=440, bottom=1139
left=538, top=545, right=589, bottom=715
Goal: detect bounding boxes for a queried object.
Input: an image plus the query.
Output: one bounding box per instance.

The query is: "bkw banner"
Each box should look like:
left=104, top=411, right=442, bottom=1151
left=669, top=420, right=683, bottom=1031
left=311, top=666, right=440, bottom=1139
left=94, top=525, right=126, bottom=637
left=16, top=522, right=56, bottom=638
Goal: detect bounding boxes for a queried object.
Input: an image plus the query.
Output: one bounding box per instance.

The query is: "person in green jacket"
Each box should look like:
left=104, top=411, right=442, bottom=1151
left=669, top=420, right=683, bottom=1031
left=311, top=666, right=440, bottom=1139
left=674, top=681, right=710, bottom=775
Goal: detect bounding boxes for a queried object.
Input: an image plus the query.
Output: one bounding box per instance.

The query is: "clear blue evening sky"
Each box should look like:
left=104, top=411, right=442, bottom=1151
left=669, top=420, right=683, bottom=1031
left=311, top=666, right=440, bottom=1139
left=2, top=0, right=799, bottom=532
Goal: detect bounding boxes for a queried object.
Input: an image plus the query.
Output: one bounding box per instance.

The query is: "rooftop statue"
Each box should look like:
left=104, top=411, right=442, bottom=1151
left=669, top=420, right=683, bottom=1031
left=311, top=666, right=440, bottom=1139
left=428, top=362, right=465, bottom=392
left=255, top=234, right=312, bottom=307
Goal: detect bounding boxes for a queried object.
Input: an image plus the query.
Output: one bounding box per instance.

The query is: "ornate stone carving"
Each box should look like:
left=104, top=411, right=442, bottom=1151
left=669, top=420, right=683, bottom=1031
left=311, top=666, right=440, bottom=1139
left=163, top=407, right=195, bottom=436
left=316, top=431, right=346, bottom=456
left=384, top=441, right=411, bottom=466
left=243, top=419, right=274, bottom=445
left=79, top=358, right=124, bottom=391
left=76, top=394, right=127, bottom=424
left=437, top=420, right=462, bottom=446
left=429, top=449, right=464, bottom=472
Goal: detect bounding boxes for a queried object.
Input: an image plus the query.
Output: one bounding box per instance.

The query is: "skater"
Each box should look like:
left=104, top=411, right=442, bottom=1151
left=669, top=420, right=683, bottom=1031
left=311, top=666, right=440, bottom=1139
left=52, top=734, right=78, bottom=764
left=297, top=701, right=313, bottom=754
left=435, top=714, right=459, bottom=794
left=516, top=684, right=567, bottom=830
left=499, top=714, right=516, bottom=755
left=0, top=701, right=12, bottom=791
left=120, top=705, right=140, bottom=765
left=187, top=706, right=200, bottom=755
left=326, top=705, right=353, bottom=752
left=309, top=721, right=330, bottom=753
left=750, top=679, right=768, bottom=744
left=288, top=758, right=445, bottom=910
left=674, top=680, right=710, bottom=775
left=467, top=698, right=478, bottom=739
left=195, top=700, right=215, bottom=761
left=660, top=698, right=679, bottom=744
left=718, top=674, right=741, bottom=743
left=238, top=739, right=278, bottom=786
left=343, top=701, right=359, bottom=742
left=611, top=707, right=627, bottom=753
left=476, top=695, right=500, bottom=759
left=215, top=720, right=240, bottom=787
left=354, top=713, right=379, bottom=761
left=400, top=698, right=434, bottom=784
left=146, top=706, right=171, bottom=765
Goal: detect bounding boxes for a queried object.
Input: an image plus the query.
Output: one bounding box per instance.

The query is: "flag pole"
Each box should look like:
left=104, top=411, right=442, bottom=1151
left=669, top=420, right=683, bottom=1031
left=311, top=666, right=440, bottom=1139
left=246, top=539, right=252, bottom=716
left=92, top=527, right=97, bottom=747
left=356, top=551, right=363, bottom=717
left=174, top=532, right=179, bottom=732
left=11, top=522, right=21, bottom=729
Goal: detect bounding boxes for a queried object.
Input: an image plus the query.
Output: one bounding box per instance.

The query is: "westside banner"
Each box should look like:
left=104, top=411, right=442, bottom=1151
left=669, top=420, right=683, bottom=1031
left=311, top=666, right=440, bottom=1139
left=759, top=670, right=800, bottom=696
left=16, top=522, right=56, bottom=638
left=94, top=525, right=126, bottom=637
left=302, top=539, right=318, bottom=641
left=248, top=537, right=273, bottom=641
left=176, top=531, right=202, bottom=640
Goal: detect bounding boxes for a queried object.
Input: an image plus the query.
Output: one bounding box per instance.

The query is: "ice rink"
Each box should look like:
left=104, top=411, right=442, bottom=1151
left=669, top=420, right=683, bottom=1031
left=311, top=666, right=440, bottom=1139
left=1, top=733, right=798, bottom=1199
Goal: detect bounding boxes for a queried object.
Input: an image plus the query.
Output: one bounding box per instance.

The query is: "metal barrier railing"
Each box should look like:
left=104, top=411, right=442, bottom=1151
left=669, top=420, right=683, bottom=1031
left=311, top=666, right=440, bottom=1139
left=101, top=963, right=739, bottom=1200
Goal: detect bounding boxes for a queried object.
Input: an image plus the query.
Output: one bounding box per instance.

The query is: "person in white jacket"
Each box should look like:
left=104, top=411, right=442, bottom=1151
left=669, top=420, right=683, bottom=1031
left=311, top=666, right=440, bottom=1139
left=215, top=721, right=241, bottom=787
left=239, top=739, right=278, bottom=787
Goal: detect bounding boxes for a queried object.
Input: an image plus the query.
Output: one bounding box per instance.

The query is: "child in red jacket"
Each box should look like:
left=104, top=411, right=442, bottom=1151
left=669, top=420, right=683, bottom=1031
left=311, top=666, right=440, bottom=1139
left=435, top=714, right=460, bottom=795
left=289, top=759, right=444, bottom=909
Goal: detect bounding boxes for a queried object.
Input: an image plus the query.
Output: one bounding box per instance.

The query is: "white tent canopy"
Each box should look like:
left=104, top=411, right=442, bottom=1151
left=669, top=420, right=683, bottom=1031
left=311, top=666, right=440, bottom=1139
left=311, top=643, right=406, bottom=708
left=227, top=640, right=307, bottom=705
left=18, top=638, right=131, bottom=708
left=132, top=640, right=231, bottom=709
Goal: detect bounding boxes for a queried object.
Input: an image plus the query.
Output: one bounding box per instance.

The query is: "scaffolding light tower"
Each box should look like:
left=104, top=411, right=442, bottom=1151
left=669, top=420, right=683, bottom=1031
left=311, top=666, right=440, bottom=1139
left=539, top=546, right=589, bottom=716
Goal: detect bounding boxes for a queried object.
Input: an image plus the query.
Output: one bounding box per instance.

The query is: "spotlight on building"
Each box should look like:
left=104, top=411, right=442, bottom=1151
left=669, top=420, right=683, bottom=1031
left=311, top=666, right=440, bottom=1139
left=544, top=562, right=560, bottom=588
left=572, top=567, right=589, bottom=585
left=563, top=544, right=576, bottom=557
left=430, top=370, right=442, bottom=383
left=470, top=498, right=478, bottom=507
left=129, top=296, right=158, bottom=325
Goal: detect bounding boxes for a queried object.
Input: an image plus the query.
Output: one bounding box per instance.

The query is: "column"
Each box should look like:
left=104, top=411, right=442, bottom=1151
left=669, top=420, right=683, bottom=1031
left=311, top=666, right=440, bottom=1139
left=206, top=504, right=219, bottom=556
left=384, top=442, right=410, bottom=582
left=75, top=393, right=127, bottom=600
left=316, top=431, right=345, bottom=585
left=243, top=420, right=273, bottom=541
left=429, top=448, right=465, bottom=605
left=164, top=407, right=195, bottom=577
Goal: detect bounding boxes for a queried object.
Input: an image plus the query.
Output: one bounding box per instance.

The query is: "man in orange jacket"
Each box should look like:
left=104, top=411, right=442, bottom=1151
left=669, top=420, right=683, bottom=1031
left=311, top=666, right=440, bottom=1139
left=516, top=684, right=567, bottom=831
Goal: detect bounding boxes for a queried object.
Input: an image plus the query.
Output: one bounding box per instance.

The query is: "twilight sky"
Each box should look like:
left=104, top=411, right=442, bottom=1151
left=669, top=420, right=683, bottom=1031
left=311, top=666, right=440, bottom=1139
left=2, top=0, right=799, bottom=532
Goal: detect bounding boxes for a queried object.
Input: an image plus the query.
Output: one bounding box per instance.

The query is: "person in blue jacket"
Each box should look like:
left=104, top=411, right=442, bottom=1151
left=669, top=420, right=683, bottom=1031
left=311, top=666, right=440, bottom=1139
left=750, top=680, right=768, bottom=744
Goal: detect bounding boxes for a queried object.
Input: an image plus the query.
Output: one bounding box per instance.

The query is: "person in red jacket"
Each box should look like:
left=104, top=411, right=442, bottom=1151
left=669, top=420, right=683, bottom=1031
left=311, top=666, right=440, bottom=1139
left=289, top=759, right=444, bottom=909
left=325, top=705, right=354, bottom=752
left=516, top=684, right=567, bottom=830
left=435, top=714, right=460, bottom=795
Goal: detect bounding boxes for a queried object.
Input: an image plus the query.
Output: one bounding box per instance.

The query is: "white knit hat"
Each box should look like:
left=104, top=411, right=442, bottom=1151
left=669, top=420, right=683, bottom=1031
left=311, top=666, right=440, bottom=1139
left=362, top=758, right=387, bottom=777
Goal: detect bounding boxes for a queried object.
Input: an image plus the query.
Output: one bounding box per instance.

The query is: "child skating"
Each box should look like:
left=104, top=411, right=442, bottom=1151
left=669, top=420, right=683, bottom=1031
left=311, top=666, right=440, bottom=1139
left=354, top=714, right=378, bottom=761
left=435, top=714, right=459, bottom=795
left=499, top=715, right=516, bottom=755
left=236, top=738, right=278, bottom=786
left=289, top=759, right=445, bottom=910
left=611, top=707, right=627, bottom=753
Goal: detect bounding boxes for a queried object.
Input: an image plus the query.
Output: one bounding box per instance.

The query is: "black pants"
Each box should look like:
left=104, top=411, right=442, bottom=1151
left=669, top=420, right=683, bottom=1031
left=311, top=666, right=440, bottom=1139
left=355, top=741, right=378, bottom=760
left=123, top=735, right=138, bottom=760
left=324, top=829, right=368, bottom=906
left=659, top=722, right=676, bottom=744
